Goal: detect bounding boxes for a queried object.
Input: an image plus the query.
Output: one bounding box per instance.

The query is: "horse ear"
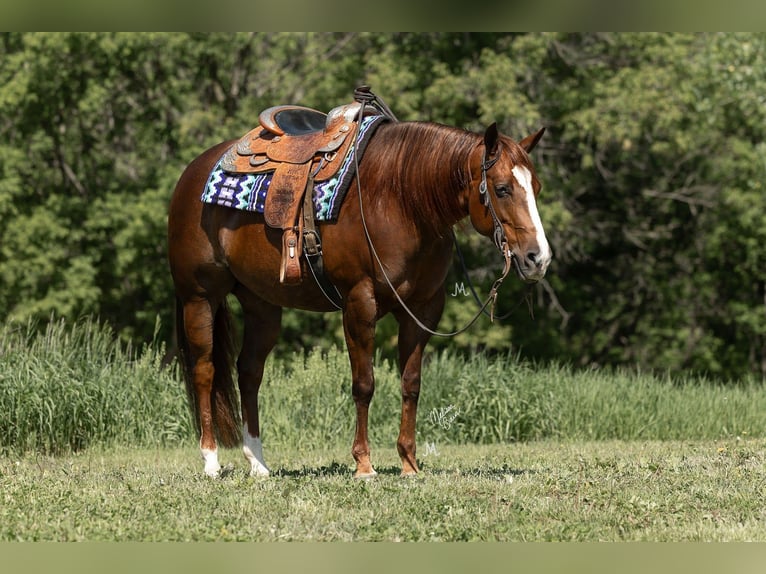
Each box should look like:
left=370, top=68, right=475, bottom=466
left=519, top=127, right=545, bottom=153
left=483, top=122, right=499, bottom=156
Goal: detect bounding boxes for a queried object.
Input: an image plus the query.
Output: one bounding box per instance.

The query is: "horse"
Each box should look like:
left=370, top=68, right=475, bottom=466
left=167, top=107, right=552, bottom=479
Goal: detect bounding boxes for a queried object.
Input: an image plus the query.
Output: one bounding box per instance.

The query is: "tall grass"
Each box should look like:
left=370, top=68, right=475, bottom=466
left=260, top=350, right=766, bottom=449
left=2, top=319, right=766, bottom=455
left=0, top=318, right=191, bottom=454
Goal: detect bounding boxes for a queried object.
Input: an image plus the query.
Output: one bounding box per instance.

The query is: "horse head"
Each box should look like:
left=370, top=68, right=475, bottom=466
left=468, top=123, right=552, bottom=283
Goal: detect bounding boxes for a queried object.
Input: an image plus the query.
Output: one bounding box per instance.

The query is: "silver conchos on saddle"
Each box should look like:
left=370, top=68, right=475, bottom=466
left=220, top=102, right=362, bottom=172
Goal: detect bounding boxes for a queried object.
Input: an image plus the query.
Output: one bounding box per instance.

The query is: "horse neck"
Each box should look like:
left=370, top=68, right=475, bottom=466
left=366, top=121, right=480, bottom=236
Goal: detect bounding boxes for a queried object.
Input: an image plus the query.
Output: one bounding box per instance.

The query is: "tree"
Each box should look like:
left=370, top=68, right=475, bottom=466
left=2, top=32, right=765, bottom=379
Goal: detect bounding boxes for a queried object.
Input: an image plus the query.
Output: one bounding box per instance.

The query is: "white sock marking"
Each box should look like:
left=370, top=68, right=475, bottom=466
left=201, top=447, right=221, bottom=478
left=243, top=423, right=270, bottom=477
left=512, top=165, right=551, bottom=269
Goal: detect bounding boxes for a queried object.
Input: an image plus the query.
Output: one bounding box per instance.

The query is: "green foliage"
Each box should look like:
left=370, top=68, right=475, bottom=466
left=1, top=33, right=766, bottom=377
left=0, top=318, right=190, bottom=454
left=3, top=319, right=765, bottom=456
left=522, top=32, right=766, bottom=376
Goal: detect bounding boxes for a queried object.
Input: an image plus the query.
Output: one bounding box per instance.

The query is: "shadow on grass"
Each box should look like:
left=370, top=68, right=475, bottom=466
left=273, top=462, right=404, bottom=478
left=422, top=465, right=535, bottom=479
left=263, top=461, right=534, bottom=480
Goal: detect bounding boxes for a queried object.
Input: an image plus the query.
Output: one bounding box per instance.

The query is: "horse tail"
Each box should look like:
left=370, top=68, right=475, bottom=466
left=209, top=299, right=242, bottom=447
left=176, top=297, right=242, bottom=448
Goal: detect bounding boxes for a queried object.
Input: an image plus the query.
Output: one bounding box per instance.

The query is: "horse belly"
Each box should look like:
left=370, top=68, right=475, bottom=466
left=219, top=220, right=341, bottom=312
left=240, top=278, right=341, bottom=312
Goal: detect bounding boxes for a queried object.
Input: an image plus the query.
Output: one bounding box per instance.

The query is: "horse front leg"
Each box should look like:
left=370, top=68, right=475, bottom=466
left=236, top=291, right=282, bottom=477
left=343, top=283, right=378, bottom=478
left=394, top=291, right=445, bottom=476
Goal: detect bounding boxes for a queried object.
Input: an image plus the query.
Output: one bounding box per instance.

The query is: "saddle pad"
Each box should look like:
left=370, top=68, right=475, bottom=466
left=201, top=115, right=386, bottom=222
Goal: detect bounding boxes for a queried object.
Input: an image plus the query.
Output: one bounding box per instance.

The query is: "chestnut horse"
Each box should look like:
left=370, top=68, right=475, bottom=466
left=168, top=117, right=551, bottom=478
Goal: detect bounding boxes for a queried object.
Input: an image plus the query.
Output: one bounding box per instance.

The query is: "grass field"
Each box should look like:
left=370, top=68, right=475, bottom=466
left=2, top=319, right=766, bottom=542
left=2, top=439, right=766, bottom=542
left=3, top=319, right=766, bottom=455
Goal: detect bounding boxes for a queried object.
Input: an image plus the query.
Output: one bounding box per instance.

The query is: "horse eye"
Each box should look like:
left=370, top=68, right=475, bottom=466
left=494, top=185, right=510, bottom=198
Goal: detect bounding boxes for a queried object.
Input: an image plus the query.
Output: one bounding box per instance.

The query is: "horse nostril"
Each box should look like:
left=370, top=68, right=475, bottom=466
left=526, top=251, right=540, bottom=266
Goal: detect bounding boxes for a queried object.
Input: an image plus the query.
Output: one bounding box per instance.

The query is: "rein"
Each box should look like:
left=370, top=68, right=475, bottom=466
left=351, top=88, right=515, bottom=337
left=451, top=228, right=534, bottom=322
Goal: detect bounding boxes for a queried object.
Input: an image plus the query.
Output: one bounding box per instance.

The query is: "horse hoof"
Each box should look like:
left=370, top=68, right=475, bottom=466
left=249, top=465, right=271, bottom=478
left=354, top=470, right=378, bottom=480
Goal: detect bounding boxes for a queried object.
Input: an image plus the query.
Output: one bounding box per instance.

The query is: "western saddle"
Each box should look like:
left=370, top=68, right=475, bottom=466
left=220, top=97, right=368, bottom=286
left=220, top=87, right=396, bottom=299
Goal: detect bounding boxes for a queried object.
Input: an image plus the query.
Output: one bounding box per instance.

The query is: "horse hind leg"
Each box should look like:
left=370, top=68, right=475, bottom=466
left=235, top=290, right=282, bottom=477
left=178, top=297, right=242, bottom=478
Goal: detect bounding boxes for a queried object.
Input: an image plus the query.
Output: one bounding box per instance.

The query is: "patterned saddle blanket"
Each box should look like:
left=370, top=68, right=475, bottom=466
left=201, top=114, right=386, bottom=222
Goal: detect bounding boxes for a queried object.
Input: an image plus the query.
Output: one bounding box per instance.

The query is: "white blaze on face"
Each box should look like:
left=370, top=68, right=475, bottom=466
left=243, top=422, right=270, bottom=477
left=511, top=165, right=552, bottom=269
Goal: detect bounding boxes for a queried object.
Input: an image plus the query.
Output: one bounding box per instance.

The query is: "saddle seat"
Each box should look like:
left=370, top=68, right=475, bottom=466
left=219, top=99, right=365, bottom=285
left=258, top=105, right=328, bottom=136
left=221, top=100, right=361, bottom=180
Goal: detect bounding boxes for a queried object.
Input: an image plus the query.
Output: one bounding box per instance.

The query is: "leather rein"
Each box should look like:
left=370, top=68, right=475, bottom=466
left=351, top=88, right=516, bottom=338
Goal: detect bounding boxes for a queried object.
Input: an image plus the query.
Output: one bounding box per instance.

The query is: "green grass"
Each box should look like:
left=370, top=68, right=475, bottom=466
left=3, top=319, right=766, bottom=542
left=2, top=318, right=766, bottom=456
left=2, top=440, right=766, bottom=541
left=0, top=318, right=189, bottom=454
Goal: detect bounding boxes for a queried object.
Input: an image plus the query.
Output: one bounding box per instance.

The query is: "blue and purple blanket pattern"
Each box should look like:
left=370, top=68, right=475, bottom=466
left=201, top=115, right=385, bottom=222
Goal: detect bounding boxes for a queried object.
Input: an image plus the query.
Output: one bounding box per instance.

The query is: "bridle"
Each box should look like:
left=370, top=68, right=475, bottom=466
left=478, top=149, right=515, bottom=281
left=455, top=147, right=538, bottom=323
left=350, top=88, right=518, bottom=337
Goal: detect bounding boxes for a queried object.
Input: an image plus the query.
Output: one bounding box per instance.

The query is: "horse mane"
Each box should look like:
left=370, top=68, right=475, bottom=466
left=363, top=121, right=481, bottom=235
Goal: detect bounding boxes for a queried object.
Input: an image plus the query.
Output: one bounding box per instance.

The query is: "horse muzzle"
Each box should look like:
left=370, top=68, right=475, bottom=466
left=511, top=247, right=551, bottom=283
